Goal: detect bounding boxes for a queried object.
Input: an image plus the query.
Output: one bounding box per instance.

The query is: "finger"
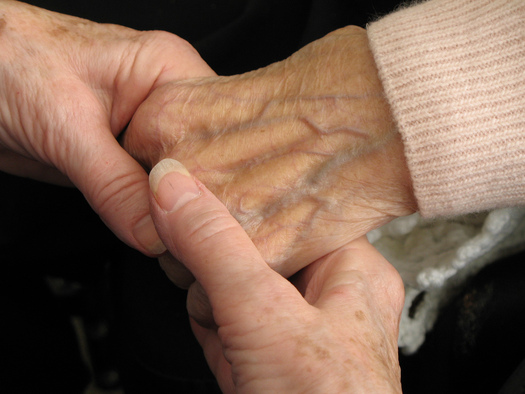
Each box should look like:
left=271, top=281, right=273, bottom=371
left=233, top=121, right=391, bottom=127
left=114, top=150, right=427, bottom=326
left=69, top=127, right=166, bottom=256
left=190, top=321, right=236, bottom=394
left=187, top=281, right=215, bottom=328
left=158, top=253, right=195, bottom=289
left=149, top=159, right=293, bottom=313
left=146, top=33, right=217, bottom=88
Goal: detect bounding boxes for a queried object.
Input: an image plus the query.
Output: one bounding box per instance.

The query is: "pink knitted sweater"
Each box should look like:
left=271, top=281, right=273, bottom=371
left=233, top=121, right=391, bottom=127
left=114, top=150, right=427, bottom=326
left=367, top=0, right=525, bottom=218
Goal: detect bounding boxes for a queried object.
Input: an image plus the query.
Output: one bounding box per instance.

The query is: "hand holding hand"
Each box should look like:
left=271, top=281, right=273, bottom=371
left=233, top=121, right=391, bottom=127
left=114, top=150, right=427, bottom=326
left=149, top=158, right=404, bottom=393
left=0, top=0, right=215, bottom=254
left=126, top=26, right=416, bottom=275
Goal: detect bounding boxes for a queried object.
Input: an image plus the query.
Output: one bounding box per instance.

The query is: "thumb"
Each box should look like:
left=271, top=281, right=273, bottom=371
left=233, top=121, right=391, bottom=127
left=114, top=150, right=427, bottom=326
left=148, top=159, right=291, bottom=317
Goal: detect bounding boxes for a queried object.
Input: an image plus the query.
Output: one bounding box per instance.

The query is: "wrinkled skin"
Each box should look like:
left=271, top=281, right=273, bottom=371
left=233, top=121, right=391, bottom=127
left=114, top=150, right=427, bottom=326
left=126, top=26, right=416, bottom=276
left=0, top=0, right=214, bottom=254
left=149, top=159, right=404, bottom=393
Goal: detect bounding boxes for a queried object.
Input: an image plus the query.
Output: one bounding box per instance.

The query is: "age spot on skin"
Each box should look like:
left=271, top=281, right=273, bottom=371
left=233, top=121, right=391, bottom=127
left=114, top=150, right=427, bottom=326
left=295, top=336, right=331, bottom=361
left=0, top=17, right=6, bottom=33
left=355, top=310, right=366, bottom=321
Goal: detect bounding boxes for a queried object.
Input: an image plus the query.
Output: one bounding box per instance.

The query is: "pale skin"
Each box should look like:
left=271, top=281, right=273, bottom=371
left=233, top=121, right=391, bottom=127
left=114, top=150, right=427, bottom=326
left=149, top=158, right=404, bottom=393
left=1, top=4, right=408, bottom=390
left=135, top=29, right=411, bottom=390
left=0, top=0, right=215, bottom=254
left=125, top=26, right=417, bottom=282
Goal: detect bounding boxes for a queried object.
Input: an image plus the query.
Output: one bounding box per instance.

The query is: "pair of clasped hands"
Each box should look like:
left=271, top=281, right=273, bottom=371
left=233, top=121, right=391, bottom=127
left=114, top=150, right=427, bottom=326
left=0, top=1, right=415, bottom=392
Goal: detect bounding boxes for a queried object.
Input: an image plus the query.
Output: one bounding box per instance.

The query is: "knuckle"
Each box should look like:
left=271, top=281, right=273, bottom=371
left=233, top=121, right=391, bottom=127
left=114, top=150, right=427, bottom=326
left=187, top=208, right=240, bottom=248
left=138, top=30, right=202, bottom=66
left=89, top=167, right=144, bottom=220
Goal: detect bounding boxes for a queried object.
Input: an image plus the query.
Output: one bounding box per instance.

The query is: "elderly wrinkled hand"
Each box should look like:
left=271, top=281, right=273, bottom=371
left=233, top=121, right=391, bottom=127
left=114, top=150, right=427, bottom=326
left=0, top=0, right=215, bottom=254
left=125, top=26, right=416, bottom=278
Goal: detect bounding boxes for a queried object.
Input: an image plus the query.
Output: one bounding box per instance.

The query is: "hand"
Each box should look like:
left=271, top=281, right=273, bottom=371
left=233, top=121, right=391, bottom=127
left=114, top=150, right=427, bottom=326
left=125, top=25, right=416, bottom=275
left=0, top=0, right=215, bottom=254
left=149, top=158, right=404, bottom=393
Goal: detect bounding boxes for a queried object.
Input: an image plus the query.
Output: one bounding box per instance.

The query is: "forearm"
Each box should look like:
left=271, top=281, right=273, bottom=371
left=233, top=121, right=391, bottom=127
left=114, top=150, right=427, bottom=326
left=368, top=0, right=525, bottom=217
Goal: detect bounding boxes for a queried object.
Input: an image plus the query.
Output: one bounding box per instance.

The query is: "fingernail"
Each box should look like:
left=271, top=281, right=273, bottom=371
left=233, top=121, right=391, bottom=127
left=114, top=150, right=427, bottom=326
left=133, top=214, right=167, bottom=255
left=149, top=158, right=200, bottom=213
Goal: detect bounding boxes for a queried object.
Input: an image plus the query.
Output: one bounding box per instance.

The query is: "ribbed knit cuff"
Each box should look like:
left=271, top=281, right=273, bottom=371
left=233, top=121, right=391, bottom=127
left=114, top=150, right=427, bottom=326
left=367, top=0, right=525, bottom=217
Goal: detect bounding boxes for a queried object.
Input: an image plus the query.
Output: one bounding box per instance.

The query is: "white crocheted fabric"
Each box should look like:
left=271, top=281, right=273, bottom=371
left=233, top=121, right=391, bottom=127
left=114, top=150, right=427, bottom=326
left=368, top=207, right=525, bottom=354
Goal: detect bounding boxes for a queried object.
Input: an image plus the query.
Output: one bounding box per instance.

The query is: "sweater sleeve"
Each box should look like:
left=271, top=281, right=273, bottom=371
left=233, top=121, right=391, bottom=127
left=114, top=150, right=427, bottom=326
left=367, top=0, right=525, bottom=218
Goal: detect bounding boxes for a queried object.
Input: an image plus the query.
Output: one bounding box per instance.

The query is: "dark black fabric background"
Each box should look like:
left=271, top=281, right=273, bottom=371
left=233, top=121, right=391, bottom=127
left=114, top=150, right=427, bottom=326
left=2, top=1, right=524, bottom=393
